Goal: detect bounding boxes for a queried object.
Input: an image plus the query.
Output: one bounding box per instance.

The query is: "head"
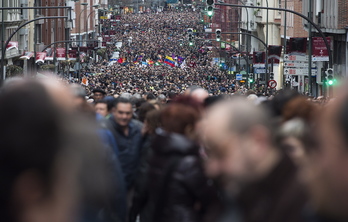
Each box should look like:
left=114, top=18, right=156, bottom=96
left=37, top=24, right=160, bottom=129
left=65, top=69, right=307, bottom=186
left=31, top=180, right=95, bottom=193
left=94, top=100, right=109, bottom=117
left=305, top=91, right=348, bottom=220
left=137, top=102, right=156, bottom=123
left=112, top=97, right=133, bottom=127
left=160, top=96, right=202, bottom=140
left=200, top=99, right=278, bottom=193
left=185, top=86, right=209, bottom=104
left=0, top=80, right=110, bottom=222
left=92, top=89, right=106, bottom=101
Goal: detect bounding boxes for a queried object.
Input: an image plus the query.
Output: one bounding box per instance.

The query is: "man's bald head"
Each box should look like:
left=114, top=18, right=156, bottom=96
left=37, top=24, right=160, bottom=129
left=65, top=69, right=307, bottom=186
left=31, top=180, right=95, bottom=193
left=185, top=86, right=209, bottom=104
left=204, top=98, right=273, bottom=137
left=200, top=98, right=278, bottom=189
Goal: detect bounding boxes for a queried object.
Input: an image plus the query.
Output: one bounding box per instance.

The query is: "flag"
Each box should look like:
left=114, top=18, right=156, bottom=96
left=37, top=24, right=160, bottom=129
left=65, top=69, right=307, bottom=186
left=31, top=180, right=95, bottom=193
left=177, top=56, right=185, bottom=63
left=154, top=62, right=162, bottom=66
left=147, top=59, right=154, bottom=65
left=81, top=77, right=89, bottom=86
left=188, top=61, right=196, bottom=68
left=180, top=59, right=186, bottom=69
left=164, top=56, right=175, bottom=67
left=117, top=58, right=124, bottom=63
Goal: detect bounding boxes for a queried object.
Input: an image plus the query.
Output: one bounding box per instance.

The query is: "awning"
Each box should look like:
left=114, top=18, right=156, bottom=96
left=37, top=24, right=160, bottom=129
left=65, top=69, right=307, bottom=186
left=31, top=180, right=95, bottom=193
left=19, top=51, right=34, bottom=60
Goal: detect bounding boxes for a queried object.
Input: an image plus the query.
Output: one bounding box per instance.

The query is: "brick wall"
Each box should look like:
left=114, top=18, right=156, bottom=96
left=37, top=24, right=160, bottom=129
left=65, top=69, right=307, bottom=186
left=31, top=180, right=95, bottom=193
left=280, top=0, right=308, bottom=38
left=293, top=0, right=307, bottom=37
left=338, top=0, right=348, bottom=29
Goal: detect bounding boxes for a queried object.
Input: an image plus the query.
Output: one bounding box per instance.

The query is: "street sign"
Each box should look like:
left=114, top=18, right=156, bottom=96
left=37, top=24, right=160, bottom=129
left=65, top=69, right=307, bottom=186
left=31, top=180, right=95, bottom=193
left=313, top=56, right=329, bottom=62
left=255, top=68, right=266, bottom=74
left=284, top=68, right=317, bottom=75
left=253, top=64, right=266, bottom=68
left=268, top=80, right=277, bottom=89
left=236, top=74, right=243, bottom=81
left=312, top=37, right=330, bottom=57
left=284, top=62, right=316, bottom=68
left=284, top=54, right=308, bottom=62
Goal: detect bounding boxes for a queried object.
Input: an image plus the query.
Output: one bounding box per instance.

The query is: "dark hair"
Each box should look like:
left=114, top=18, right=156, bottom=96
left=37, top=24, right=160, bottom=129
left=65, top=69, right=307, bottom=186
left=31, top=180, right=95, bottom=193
left=145, top=109, right=162, bottom=134
left=337, top=98, right=348, bottom=147
left=161, top=96, right=201, bottom=135
left=269, top=89, right=301, bottom=117
left=114, top=97, right=132, bottom=108
left=0, top=81, right=61, bottom=222
left=95, top=99, right=108, bottom=105
left=146, top=93, right=156, bottom=100
left=138, top=102, right=156, bottom=122
left=168, top=91, right=177, bottom=99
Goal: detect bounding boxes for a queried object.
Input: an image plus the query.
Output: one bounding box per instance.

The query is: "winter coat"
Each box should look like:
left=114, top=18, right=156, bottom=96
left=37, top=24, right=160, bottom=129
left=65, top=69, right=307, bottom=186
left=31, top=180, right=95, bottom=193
left=140, top=131, right=219, bottom=222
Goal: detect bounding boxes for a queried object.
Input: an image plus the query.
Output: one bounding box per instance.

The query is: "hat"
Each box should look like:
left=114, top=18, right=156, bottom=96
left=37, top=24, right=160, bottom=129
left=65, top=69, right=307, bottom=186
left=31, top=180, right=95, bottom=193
left=92, top=88, right=106, bottom=95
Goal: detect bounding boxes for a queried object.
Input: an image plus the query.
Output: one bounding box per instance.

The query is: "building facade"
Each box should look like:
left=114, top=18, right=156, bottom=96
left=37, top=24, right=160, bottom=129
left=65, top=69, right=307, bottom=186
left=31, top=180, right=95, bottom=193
left=302, top=0, right=348, bottom=95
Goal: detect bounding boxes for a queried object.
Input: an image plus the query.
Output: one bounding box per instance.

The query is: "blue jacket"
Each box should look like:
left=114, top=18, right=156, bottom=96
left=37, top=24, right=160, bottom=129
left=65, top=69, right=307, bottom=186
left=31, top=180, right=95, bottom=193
left=108, top=116, right=143, bottom=190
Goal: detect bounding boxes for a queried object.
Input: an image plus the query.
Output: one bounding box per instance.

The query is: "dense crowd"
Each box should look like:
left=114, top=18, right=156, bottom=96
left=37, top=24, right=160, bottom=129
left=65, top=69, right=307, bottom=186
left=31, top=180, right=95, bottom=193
left=78, top=10, right=237, bottom=97
left=3, top=8, right=348, bottom=222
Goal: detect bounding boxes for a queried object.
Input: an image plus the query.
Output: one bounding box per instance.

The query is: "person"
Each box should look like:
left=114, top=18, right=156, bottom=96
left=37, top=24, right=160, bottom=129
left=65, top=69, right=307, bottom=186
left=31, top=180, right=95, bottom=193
left=0, top=80, right=114, bottom=222
left=95, top=99, right=110, bottom=118
left=92, top=88, right=107, bottom=101
left=303, top=90, right=348, bottom=221
left=108, top=97, right=143, bottom=190
left=200, top=98, right=307, bottom=222
left=136, top=96, right=220, bottom=222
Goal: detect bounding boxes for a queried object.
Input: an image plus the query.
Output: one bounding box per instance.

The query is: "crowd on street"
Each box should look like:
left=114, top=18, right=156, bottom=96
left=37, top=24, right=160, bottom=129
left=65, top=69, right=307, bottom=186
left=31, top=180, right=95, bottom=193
left=75, top=10, right=238, bottom=98
left=3, top=8, right=348, bottom=222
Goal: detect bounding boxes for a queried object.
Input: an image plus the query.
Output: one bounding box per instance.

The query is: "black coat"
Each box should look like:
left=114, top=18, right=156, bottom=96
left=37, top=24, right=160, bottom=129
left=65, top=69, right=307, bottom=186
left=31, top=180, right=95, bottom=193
left=140, top=132, right=219, bottom=222
left=235, top=154, right=308, bottom=222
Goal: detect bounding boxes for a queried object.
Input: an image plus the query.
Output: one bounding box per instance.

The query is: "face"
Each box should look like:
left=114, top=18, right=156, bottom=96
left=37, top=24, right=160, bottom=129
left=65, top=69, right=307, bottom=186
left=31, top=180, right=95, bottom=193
left=113, top=103, right=133, bottom=127
left=93, top=92, right=104, bottom=101
left=95, top=103, right=108, bottom=117
left=200, top=108, right=258, bottom=193
left=306, top=101, right=348, bottom=219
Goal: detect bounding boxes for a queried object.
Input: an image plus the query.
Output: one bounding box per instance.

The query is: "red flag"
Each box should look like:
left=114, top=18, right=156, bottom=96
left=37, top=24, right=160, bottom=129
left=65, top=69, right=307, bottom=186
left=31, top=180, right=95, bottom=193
left=117, top=58, right=124, bottom=64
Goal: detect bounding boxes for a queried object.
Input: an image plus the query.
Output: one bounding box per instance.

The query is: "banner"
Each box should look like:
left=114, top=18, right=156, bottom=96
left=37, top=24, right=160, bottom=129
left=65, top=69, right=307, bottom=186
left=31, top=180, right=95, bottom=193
left=6, top=41, right=18, bottom=51
left=45, top=48, right=54, bottom=61
left=19, top=51, right=34, bottom=60
left=68, top=50, right=77, bottom=60
left=56, top=48, right=66, bottom=60
left=288, top=37, right=307, bottom=55
left=36, top=52, right=47, bottom=63
left=268, top=45, right=282, bottom=64
left=312, top=37, right=331, bottom=61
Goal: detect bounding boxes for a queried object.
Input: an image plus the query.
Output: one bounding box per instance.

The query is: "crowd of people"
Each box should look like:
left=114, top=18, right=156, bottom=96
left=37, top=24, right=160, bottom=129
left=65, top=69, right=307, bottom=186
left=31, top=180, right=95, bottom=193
left=3, top=8, right=348, bottom=222
left=2, top=74, right=348, bottom=222
left=76, top=10, right=237, bottom=98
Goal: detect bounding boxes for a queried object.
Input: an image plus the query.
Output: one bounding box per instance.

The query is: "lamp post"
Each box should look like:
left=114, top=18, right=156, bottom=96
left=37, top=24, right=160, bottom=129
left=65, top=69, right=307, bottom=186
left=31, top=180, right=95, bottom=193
left=85, top=5, right=100, bottom=45
left=77, top=2, right=88, bottom=81
left=265, top=0, right=269, bottom=90
left=0, top=6, right=72, bottom=84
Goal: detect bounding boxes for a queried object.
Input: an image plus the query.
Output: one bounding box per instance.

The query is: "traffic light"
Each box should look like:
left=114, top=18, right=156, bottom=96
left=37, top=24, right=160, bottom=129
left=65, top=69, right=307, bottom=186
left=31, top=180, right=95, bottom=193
left=206, top=0, right=214, bottom=17
left=207, top=6, right=214, bottom=17
left=248, top=73, right=254, bottom=83
left=187, top=28, right=194, bottom=46
left=270, top=72, right=274, bottom=80
left=215, top=29, right=221, bottom=42
left=325, top=68, right=334, bottom=86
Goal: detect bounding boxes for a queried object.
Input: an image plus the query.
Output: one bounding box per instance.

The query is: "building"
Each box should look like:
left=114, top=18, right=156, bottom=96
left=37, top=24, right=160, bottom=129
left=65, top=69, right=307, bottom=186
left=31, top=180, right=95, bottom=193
left=70, top=0, right=100, bottom=47
left=302, top=0, right=348, bottom=96
left=280, top=0, right=307, bottom=39
left=0, top=0, right=26, bottom=74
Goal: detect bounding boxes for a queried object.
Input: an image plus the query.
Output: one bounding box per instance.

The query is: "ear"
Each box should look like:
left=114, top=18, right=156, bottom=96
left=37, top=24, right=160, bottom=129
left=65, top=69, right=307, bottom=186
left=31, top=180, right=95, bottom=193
left=12, top=170, right=45, bottom=208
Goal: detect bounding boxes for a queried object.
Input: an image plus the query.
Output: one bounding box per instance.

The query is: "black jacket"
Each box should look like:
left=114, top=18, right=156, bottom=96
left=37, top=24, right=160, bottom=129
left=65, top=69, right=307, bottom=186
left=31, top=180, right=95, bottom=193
left=140, top=132, right=219, bottom=222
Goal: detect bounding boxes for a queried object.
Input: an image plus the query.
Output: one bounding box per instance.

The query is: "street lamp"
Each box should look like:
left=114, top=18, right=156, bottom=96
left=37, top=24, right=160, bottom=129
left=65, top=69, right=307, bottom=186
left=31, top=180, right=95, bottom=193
left=85, top=5, right=100, bottom=43
left=77, top=2, right=88, bottom=81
